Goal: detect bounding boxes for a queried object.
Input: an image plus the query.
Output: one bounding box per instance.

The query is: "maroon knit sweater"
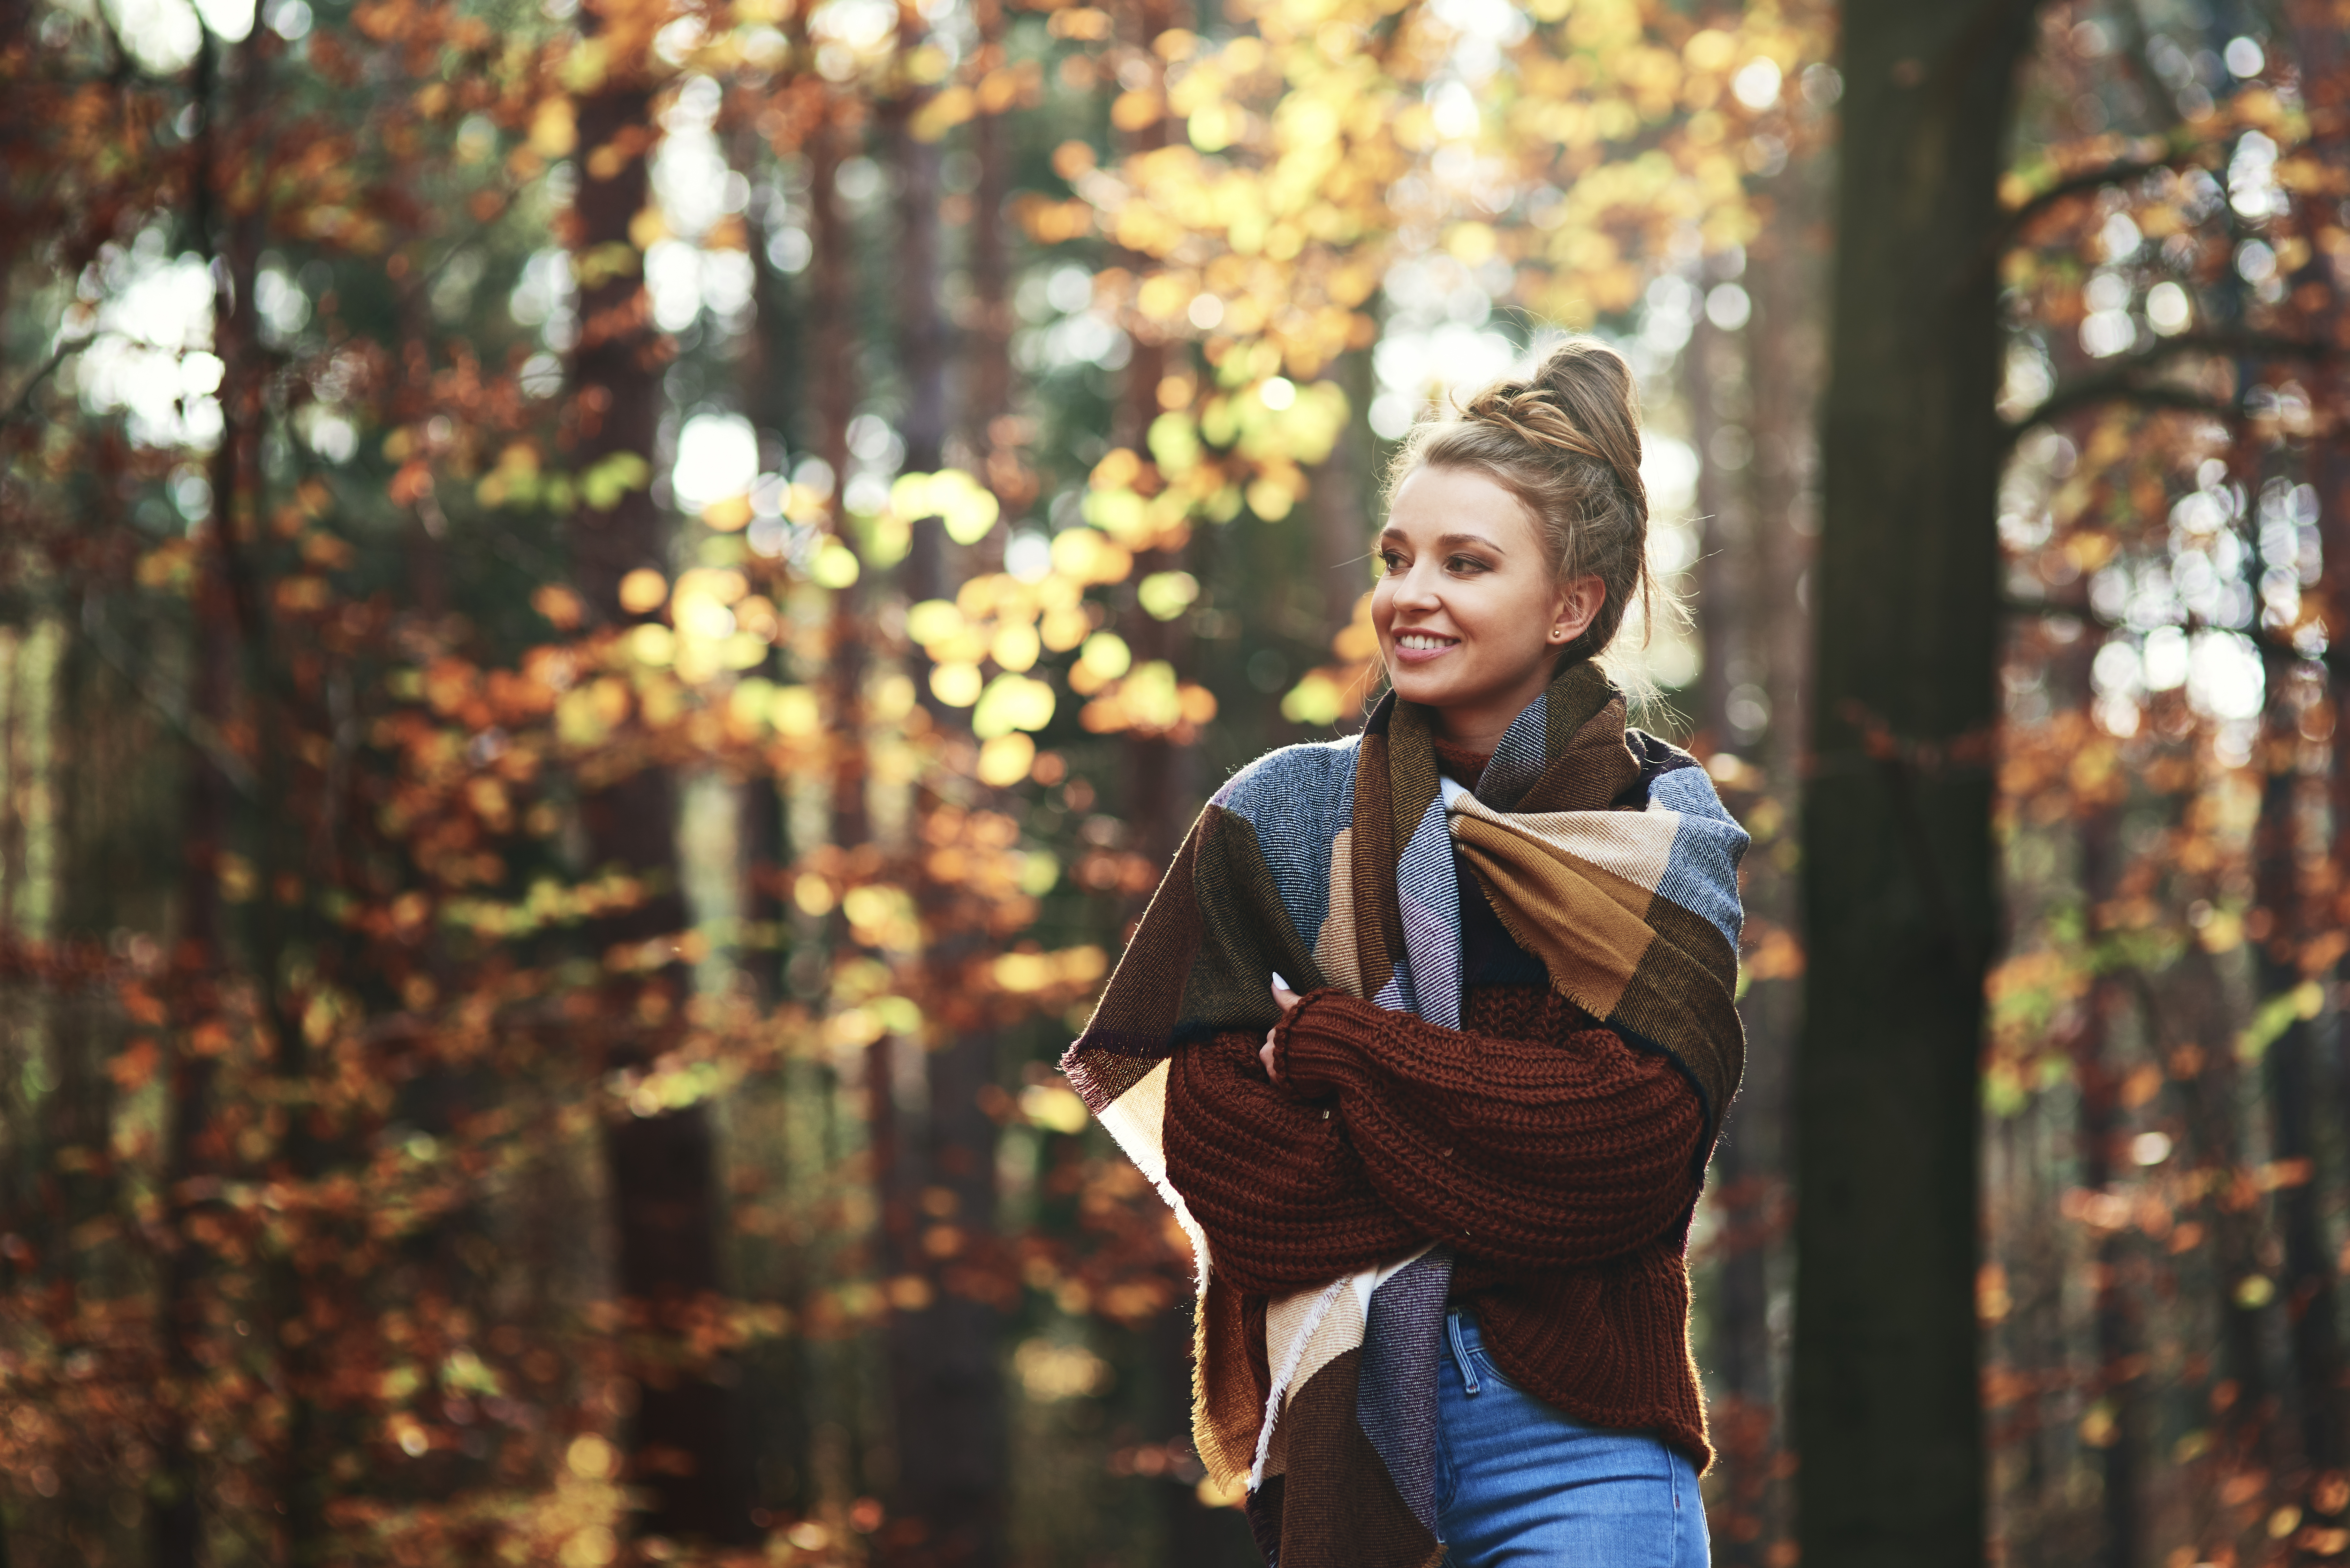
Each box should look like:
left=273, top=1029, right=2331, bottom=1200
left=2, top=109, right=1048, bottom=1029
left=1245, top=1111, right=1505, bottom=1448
left=1158, top=742, right=1716, bottom=1466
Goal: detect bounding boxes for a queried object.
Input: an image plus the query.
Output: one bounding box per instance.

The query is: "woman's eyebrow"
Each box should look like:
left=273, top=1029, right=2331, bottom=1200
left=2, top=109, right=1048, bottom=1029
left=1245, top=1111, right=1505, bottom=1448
left=1378, top=528, right=1507, bottom=553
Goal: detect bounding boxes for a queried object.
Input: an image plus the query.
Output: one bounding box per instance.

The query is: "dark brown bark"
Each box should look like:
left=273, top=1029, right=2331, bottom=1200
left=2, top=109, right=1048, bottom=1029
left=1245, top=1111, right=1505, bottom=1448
left=736, top=112, right=797, bottom=1009
left=871, top=993, right=1007, bottom=1568
left=1689, top=163, right=1824, bottom=1549
left=1105, top=11, right=1234, bottom=1560
left=568, top=31, right=754, bottom=1545
left=1689, top=312, right=1742, bottom=756
left=801, top=68, right=892, bottom=1532
left=2081, top=895, right=2141, bottom=1564
left=807, top=93, right=867, bottom=855
left=869, top=60, right=1009, bottom=1568
left=1793, top=5, right=2035, bottom=1565
left=727, top=98, right=810, bottom=1527
left=2323, top=434, right=2350, bottom=1486
left=1688, top=304, right=1776, bottom=1568
left=156, top=22, right=274, bottom=1563
left=809, top=99, right=858, bottom=514
left=2068, top=638, right=2138, bottom=1568
left=2283, top=8, right=2350, bottom=1486
left=1305, top=347, right=1373, bottom=655
left=968, top=14, right=1014, bottom=494
left=2134, top=945, right=2278, bottom=1475
left=2254, top=649, right=2344, bottom=1482
left=1115, top=0, right=1185, bottom=872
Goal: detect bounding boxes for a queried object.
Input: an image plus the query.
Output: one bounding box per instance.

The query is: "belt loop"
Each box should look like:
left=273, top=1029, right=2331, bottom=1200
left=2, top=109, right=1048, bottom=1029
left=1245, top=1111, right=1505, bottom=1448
left=1445, top=1310, right=1481, bottom=1397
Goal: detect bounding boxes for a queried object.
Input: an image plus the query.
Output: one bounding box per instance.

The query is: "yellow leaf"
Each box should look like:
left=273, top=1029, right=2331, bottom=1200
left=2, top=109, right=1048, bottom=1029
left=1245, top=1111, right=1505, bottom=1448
left=618, top=568, right=668, bottom=614
left=977, top=733, right=1036, bottom=787
left=528, top=96, right=577, bottom=158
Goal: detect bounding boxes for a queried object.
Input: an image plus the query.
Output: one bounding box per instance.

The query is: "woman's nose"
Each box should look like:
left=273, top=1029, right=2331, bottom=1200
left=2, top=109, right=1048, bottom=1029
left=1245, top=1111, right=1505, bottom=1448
left=1394, top=564, right=1442, bottom=607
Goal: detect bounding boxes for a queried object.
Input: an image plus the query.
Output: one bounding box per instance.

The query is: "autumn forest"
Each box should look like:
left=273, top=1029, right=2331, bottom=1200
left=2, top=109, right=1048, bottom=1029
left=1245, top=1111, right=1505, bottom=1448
left=2, top=0, right=2348, bottom=1564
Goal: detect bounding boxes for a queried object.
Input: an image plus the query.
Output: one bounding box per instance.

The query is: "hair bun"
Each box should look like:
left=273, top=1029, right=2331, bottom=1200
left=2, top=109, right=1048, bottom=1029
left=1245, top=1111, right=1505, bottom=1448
left=1459, top=386, right=1606, bottom=466
left=1524, top=340, right=1645, bottom=517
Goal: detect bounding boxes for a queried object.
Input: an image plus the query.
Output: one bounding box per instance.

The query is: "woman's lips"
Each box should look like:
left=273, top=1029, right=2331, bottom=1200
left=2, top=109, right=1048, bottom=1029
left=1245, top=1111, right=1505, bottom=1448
left=1390, top=631, right=1459, bottom=665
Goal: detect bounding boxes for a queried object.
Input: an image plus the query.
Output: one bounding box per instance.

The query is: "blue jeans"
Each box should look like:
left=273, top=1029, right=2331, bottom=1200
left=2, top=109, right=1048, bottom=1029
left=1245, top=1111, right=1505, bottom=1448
left=1437, top=1310, right=1709, bottom=1567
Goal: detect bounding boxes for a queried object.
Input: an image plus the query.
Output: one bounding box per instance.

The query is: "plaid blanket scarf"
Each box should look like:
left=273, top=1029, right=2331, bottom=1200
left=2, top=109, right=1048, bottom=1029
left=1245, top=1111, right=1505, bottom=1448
left=1061, top=663, right=1748, bottom=1567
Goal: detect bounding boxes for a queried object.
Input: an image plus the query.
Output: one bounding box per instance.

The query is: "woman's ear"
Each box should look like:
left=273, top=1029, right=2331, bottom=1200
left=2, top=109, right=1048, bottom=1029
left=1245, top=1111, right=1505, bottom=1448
left=1548, top=575, right=1606, bottom=645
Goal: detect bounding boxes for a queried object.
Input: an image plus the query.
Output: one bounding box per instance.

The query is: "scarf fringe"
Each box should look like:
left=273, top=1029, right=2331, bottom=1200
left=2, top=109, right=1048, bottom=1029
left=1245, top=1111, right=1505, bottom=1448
left=1247, top=1275, right=1349, bottom=1492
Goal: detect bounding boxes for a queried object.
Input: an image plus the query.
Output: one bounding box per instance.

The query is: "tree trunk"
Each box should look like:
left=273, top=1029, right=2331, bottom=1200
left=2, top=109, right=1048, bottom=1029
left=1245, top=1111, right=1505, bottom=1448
left=2254, top=646, right=2344, bottom=1482
left=2073, top=790, right=2140, bottom=1568
left=1689, top=309, right=1742, bottom=756
left=1101, top=6, right=1231, bottom=1556
left=568, top=47, right=754, bottom=1546
left=869, top=67, right=1010, bottom=1567
left=2139, top=945, right=2279, bottom=1477
left=155, top=23, right=273, bottom=1561
left=2295, top=44, right=2350, bottom=1476
left=1687, top=297, right=1777, bottom=1568
left=967, top=19, right=1026, bottom=526
left=738, top=113, right=799, bottom=1010
left=1306, top=346, right=1373, bottom=657
left=1794, top=6, right=2034, bottom=1565
left=808, top=98, right=857, bottom=509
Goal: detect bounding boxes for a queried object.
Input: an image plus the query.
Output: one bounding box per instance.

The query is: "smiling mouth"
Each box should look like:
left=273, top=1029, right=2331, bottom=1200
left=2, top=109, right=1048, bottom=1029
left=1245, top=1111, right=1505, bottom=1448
left=1395, top=632, right=1459, bottom=652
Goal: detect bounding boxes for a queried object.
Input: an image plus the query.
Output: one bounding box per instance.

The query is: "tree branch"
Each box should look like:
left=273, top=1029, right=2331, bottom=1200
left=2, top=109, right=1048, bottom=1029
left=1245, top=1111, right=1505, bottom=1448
left=2002, top=332, right=2338, bottom=442
left=2005, top=382, right=2234, bottom=442
left=0, top=337, right=88, bottom=431
left=79, top=593, right=259, bottom=797
left=2002, top=600, right=2317, bottom=685
left=1997, top=146, right=2213, bottom=244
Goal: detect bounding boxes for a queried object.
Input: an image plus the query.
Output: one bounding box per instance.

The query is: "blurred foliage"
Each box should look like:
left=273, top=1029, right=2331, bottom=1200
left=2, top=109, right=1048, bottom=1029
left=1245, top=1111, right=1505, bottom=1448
left=2, top=0, right=2348, bottom=1562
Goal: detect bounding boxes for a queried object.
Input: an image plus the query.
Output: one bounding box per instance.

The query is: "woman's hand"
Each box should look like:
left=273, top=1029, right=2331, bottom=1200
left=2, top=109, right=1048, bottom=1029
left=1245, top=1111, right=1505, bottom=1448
left=1260, top=974, right=1303, bottom=1079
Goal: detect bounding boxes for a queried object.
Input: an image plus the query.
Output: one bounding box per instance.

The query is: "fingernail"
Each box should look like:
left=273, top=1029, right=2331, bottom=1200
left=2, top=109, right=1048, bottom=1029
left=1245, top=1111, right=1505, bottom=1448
left=1271, top=972, right=1289, bottom=991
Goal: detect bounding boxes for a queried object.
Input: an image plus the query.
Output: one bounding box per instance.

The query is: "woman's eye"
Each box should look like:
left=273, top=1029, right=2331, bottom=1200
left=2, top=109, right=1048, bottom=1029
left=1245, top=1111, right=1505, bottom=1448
left=1447, top=555, right=1488, bottom=574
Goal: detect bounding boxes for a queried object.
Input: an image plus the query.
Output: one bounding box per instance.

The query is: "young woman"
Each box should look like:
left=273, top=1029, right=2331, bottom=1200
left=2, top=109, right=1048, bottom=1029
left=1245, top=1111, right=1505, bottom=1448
left=1065, top=338, right=1747, bottom=1568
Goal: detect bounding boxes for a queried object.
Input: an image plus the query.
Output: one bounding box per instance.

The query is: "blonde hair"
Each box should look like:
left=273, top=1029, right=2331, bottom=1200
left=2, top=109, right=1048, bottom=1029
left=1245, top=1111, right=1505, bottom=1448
left=1386, top=337, right=1672, bottom=691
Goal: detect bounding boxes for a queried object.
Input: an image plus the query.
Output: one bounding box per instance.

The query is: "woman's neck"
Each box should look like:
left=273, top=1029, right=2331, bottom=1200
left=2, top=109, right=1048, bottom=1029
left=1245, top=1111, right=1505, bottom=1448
left=1434, top=713, right=1512, bottom=753
left=1432, top=670, right=1552, bottom=754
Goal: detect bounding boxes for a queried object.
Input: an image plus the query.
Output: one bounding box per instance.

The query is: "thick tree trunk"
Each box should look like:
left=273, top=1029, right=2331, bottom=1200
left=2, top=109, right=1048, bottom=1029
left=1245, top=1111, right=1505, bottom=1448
left=1794, top=6, right=2035, bottom=1565
left=568, top=49, right=754, bottom=1546
left=2254, top=651, right=2344, bottom=1481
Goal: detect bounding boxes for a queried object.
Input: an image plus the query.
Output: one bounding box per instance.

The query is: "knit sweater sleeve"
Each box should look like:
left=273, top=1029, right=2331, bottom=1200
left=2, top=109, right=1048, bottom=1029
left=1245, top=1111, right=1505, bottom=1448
left=1162, top=1027, right=1427, bottom=1296
left=1268, top=988, right=1704, bottom=1269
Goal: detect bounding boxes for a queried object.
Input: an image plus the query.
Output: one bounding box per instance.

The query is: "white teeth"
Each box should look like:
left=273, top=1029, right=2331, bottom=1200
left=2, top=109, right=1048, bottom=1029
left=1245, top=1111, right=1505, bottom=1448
left=1398, top=634, right=1455, bottom=651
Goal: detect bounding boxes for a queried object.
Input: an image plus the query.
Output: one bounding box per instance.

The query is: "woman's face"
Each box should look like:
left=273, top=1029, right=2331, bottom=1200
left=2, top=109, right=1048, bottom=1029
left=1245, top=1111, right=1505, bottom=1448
left=1373, top=465, right=1602, bottom=744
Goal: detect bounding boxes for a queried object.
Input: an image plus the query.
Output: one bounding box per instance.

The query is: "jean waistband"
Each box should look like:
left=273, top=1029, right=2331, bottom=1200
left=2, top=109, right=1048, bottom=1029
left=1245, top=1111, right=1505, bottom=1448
left=1444, top=1308, right=1488, bottom=1396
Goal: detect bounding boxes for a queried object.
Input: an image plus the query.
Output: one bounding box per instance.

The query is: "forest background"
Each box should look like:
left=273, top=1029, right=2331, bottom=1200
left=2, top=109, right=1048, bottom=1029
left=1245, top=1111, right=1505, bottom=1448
left=3, top=0, right=2349, bottom=1564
